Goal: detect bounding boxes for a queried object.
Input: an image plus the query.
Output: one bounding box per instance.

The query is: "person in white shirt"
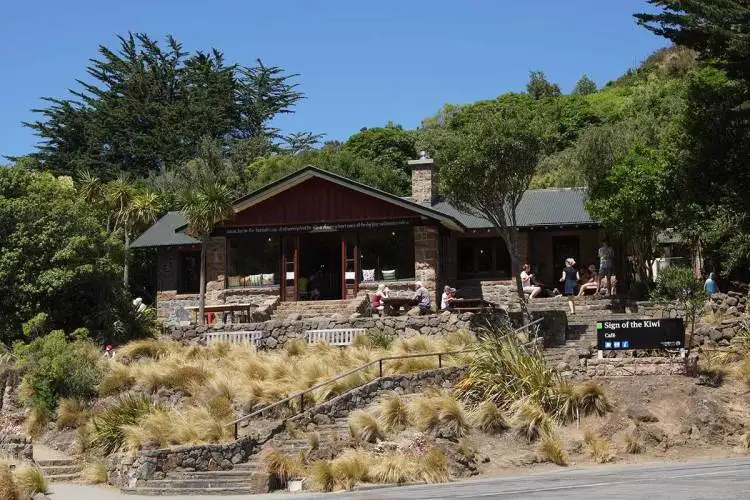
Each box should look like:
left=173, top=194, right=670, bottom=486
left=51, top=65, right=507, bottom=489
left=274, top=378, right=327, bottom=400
left=441, top=285, right=456, bottom=310
left=520, top=264, right=542, bottom=299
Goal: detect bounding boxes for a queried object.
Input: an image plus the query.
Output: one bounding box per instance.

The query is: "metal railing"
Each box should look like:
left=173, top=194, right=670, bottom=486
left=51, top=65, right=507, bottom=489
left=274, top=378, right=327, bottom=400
left=227, top=317, right=544, bottom=439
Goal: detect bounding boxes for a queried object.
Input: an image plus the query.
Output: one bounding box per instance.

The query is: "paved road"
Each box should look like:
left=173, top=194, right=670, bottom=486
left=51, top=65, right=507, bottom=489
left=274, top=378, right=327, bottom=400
left=50, top=457, right=750, bottom=499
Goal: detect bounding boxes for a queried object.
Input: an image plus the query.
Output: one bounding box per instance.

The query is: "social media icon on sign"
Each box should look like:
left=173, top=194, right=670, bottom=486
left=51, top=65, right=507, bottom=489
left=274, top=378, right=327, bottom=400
left=613, top=342, right=621, bottom=348
left=622, top=341, right=629, bottom=349
left=604, top=342, right=612, bottom=349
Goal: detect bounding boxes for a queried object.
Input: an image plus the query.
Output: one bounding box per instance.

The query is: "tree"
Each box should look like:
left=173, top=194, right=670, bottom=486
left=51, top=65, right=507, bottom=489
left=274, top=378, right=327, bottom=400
left=572, top=75, right=598, bottom=95
left=635, top=1, right=750, bottom=81
left=177, top=139, right=235, bottom=325
left=650, top=265, right=706, bottom=342
left=343, top=125, right=418, bottom=175
left=527, top=71, right=561, bottom=100
left=283, top=131, right=325, bottom=155
left=438, top=96, right=543, bottom=317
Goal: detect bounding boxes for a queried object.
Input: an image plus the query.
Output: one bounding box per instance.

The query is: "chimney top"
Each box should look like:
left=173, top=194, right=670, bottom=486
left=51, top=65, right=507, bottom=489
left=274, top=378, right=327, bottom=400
left=408, top=154, right=437, bottom=204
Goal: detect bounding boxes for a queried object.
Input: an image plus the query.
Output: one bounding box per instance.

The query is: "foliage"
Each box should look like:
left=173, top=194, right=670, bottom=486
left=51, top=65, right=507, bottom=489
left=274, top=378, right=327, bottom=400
left=0, top=168, right=150, bottom=343
left=537, top=432, right=568, bottom=465
left=343, top=124, right=417, bottom=175
left=348, top=411, right=383, bottom=443
left=575, top=382, right=612, bottom=417
left=370, top=452, right=411, bottom=484
left=378, top=394, right=410, bottom=432
left=418, top=447, right=450, bottom=483
left=56, top=398, right=91, bottom=429
left=512, top=399, right=553, bottom=442
left=260, top=448, right=304, bottom=486
left=25, top=33, right=307, bottom=179
left=81, top=461, right=109, bottom=484
left=309, top=460, right=335, bottom=492
left=572, top=75, right=598, bottom=95
left=410, top=391, right=469, bottom=440
left=527, top=71, right=561, bottom=100
left=625, top=432, right=646, bottom=454
left=330, top=449, right=370, bottom=490
left=650, top=265, right=706, bottom=335
left=13, top=466, right=48, bottom=497
left=88, top=394, right=155, bottom=454
left=13, top=330, right=101, bottom=412
left=583, top=429, right=615, bottom=463
left=470, top=401, right=509, bottom=434
left=0, top=463, right=19, bottom=500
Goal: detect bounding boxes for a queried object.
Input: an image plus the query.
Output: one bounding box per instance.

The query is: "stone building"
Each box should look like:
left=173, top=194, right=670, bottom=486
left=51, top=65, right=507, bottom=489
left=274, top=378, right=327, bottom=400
left=132, top=156, right=606, bottom=324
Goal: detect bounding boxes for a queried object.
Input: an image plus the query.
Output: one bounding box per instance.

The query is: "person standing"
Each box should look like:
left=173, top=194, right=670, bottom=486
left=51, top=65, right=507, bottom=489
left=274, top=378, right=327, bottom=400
left=597, top=239, right=615, bottom=297
left=560, top=258, right=580, bottom=314
left=704, top=272, right=719, bottom=295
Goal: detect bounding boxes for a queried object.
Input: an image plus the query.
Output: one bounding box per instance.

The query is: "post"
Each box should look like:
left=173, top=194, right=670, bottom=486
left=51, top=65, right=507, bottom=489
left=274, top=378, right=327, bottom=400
left=438, top=353, right=443, bottom=368
left=299, top=393, right=304, bottom=412
left=379, top=359, right=383, bottom=378
left=234, top=422, right=238, bottom=440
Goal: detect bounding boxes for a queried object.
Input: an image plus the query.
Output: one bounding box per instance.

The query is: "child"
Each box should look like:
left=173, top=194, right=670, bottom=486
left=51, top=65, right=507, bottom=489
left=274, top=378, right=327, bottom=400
left=560, top=258, right=580, bottom=314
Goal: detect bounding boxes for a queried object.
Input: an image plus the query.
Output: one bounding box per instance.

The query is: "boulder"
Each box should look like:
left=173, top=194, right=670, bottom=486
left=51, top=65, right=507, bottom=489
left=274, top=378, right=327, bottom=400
left=626, top=404, right=659, bottom=423
left=562, top=349, right=579, bottom=367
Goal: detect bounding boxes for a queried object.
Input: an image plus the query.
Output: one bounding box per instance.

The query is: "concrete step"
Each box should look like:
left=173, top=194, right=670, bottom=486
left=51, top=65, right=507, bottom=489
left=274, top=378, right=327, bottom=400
left=143, top=479, right=255, bottom=489
left=35, top=459, right=75, bottom=467
left=37, top=465, right=81, bottom=475
left=121, top=487, right=256, bottom=496
left=45, top=472, right=81, bottom=482
left=168, top=471, right=258, bottom=480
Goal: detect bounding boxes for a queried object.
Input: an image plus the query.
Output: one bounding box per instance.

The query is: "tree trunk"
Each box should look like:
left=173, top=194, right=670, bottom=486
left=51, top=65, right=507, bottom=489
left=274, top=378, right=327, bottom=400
left=199, top=238, right=208, bottom=326
left=123, top=230, right=130, bottom=287
left=505, top=229, right=531, bottom=325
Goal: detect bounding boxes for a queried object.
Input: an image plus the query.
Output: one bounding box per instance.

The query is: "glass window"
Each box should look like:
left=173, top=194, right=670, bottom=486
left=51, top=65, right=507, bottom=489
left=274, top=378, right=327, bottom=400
left=458, top=239, right=475, bottom=274
left=477, top=239, right=493, bottom=272
left=359, top=227, right=414, bottom=281
left=227, top=235, right=280, bottom=287
left=457, top=237, right=510, bottom=277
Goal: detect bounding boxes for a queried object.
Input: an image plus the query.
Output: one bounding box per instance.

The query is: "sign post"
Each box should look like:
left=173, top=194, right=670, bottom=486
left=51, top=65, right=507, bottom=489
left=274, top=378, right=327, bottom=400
left=596, top=318, right=685, bottom=352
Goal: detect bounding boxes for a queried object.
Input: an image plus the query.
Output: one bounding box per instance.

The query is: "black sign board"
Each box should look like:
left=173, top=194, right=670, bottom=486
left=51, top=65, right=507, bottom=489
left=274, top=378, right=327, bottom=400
left=596, top=318, right=684, bottom=350
left=215, top=219, right=413, bottom=236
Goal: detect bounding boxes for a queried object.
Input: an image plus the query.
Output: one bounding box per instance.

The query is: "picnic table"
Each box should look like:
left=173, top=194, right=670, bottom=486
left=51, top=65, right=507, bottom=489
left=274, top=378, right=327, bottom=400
left=381, top=297, right=419, bottom=316
left=448, top=298, right=497, bottom=313
left=184, top=303, right=256, bottom=325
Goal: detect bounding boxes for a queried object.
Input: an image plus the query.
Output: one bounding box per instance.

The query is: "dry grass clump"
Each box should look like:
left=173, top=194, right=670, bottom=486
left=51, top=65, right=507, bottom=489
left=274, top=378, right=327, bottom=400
left=309, top=460, right=335, bottom=492
left=0, top=463, right=19, bottom=500
left=13, top=465, right=48, bottom=497
left=575, top=382, right=612, bottom=417
left=537, top=432, right=568, bottom=466
left=98, top=362, right=135, bottom=396
left=260, top=448, right=304, bottom=487
left=23, top=405, right=50, bottom=438
left=417, top=447, right=450, bottom=483
left=742, top=432, right=750, bottom=450
left=378, top=394, right=410, bottom=432
left=411, top=391, right=469, bottom=440
left=136, top=361, right=210, bottom=393
left=307, top=431, right=320, bottom=452
left=88, top=394, right=157, bottom=454
left=56, top=398, right=90, bottom=429
left=583, top=429, right=615, bottom=463
left=512, top=399, right=553, bottom=442
left=348, top=411, right=383, bottom=443
left=82, top=460, right=108, bottom=484
left=738, top=356, right=750, bottom=388
left=118, top=339, right=175, bottom=362
left=370, top=452, right=413, bottom=484
left=624, top=432, right=646, bottom=454
left=285, top=339, right=308, bottom=356
left=330, top=449, right=370, bottom=490
left=121, top=406, right=232, bottom=451
left=470, top=401, right=509, bottom=434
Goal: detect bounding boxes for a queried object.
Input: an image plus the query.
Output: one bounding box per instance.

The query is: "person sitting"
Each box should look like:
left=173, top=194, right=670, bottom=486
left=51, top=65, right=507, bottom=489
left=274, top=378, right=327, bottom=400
left=520, top=264, right=542, bottom=299
left=704, top=272, right=719, bottom=295
left=577, top=264, right=599, bottom=297
left=413, top=281, right=432, bottom=314
left=371, top=284, right=390, bottom=314
left=599, top=275, right=617, bottom=296
left=441, top=285, right=456, bottom=310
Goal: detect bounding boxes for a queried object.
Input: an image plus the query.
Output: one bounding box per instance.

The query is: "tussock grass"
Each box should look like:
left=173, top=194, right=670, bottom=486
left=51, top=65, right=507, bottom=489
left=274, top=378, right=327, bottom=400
left=742, top=432, right=750, bottom=450
left=56, top=398, right=90, bottom=429
left=583, top=429, right=615, bottom=463
left=309, top=460, right=335, bottom=492
left=98, top=362, right=135, bottom=396
left=260, top=448, right=304, bottom=486
left=118, top=339, right=175, bottom=362
left=411, top=391, right=469, bottom=440
left=331, top=449, right=370, bottom=490
left=738, top=357, right=750, bottom=388
left=625, top=432, right=645, bottom=454
left=575, top=382, right=611, bottom=417
left=0, top=463, right=19, bottom=500
left=470, top=401, right=509, bottom=434
left=417, top=447, right=450, bottom=483
left=370, top=452, right=412, bottom=484
left=379, top=394, right=410, bottom=432
left=512, top=399, right=553, bottom=442
left=537, top=432, right=568, bottom=466
left=89, top=394, right=155, bottom=454
left=285, top=339, right=307, bottom=356
left=23, top=405, right=50, bottom=438
left=82, top=460, right=108, bottom=484
left=348, top=411, right=382, bottom=443
left=13, top=465, right=48, bottom=497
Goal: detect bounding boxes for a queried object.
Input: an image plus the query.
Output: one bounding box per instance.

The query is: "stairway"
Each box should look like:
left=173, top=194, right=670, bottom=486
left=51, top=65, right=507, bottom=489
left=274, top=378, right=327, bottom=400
left=35, top=458, right=82, bottom=482
left=272, top=297, right=365, bottom=320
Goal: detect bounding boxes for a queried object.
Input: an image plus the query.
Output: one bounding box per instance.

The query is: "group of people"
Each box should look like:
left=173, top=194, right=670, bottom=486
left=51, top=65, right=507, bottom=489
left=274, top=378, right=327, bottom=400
left=370, top=280, right=452, bottom=314
left=520, top=239, right=616, bottom=314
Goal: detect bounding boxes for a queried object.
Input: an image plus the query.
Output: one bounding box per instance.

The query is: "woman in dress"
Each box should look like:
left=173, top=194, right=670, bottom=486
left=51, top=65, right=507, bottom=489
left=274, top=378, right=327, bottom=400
left=371, top=284, right=389, bottom=314
left=560, top=257, right=580, bottom=314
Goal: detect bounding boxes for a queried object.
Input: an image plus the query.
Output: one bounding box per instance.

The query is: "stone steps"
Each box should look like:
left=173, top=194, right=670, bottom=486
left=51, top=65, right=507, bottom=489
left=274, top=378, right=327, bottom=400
left=35, top=459, right=81, bottom=482
left=121, top=486, right=256, bottom=496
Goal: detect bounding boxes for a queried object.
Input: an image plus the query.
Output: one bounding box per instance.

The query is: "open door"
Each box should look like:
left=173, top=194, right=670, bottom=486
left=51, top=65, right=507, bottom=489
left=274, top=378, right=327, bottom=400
left=281, top=235, right=299, bottom=301
left=341, top=235, right=359, bottom=299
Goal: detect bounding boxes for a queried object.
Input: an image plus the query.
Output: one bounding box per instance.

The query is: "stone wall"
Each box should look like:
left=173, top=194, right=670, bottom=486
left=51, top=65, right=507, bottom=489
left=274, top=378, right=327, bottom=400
left=707, top=291, right=747, bottom=315
left=480, top=280, right=517, bottom=310
left=583, top=357, right=687, bottom=377
left=414, top=225, right=439, bottom=305
left=155, top=292, right=199, bottom=325
left=166, top=309, right=568, bottom=348
left=0, top=434, right=32, bottom=461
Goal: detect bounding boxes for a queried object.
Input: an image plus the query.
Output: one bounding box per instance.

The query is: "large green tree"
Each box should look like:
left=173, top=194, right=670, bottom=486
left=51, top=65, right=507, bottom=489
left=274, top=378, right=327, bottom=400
left=25, top=33, right=307, bottom=179
left=343, top=124, right=418, bottom=177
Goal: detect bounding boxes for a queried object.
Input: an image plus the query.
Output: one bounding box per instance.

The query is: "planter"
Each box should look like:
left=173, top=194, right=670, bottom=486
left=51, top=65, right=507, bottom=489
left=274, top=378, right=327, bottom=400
left=288, top=479, right=304, bottom=492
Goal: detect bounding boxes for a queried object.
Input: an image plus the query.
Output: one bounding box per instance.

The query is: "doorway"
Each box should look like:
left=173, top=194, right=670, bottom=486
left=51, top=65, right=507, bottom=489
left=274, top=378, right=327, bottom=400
left=299, top=233, right=344, bottom=300
left=552, top=236, right=580, bottom=283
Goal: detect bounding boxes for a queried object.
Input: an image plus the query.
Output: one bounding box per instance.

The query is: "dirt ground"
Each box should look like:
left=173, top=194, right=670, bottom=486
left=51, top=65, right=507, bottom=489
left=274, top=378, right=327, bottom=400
left=474, top=374, right=750, bottom=478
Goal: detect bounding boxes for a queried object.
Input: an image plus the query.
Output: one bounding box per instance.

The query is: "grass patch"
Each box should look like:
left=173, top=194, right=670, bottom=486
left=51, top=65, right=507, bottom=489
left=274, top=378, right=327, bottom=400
left=82, top=460, right=108, bottom=484
left=98, top=362, right=135, bottom=396
left=307, top=431, right=320, bottom=452
left=583, top=429, right=615, bottom=463
left=13, top=465, right=48, bottom=497
left=0, top=463, right=19, bottom=500
left=370, top=452, right=412, bottom=484
left=23, top=404, right=50, bottom=438
left=512, top=399, right=553, bottom=442
left=471, top=401, right=509, bottom=434
left=309, top=460, right=335, bottom=492
left=411, top=391, right=469, bottom=440
left=348, top=411, right=383, bottom=443
left=575, top=382, right=611, bottom=417
left=118, top=339, right=174, bottom=362
left=285, top=339, right=307, bottom=356
left=89, top=394, right=154, bottom=454
left=330, top=449, right=370, bottom=490
left=56, top=398, right=90, bottom=429
left=417, top=447, right=450, bottom=483
left=624, top=432, right=645, bottom=454
left=260, top=448, right=304, bottom=487
left=379, top=394, right=410, bottom=432
left=537, top=432, right=568, bottom=466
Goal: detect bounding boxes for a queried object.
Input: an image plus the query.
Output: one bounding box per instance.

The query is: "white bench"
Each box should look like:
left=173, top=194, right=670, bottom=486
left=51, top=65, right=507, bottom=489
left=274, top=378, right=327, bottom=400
left=205, top=330, right=263, bottom=347
left=305, top=328, right=366, bottom=347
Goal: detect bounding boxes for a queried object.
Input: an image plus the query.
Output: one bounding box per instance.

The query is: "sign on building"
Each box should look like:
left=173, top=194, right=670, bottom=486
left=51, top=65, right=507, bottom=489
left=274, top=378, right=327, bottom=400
left=596, top=318, right=684, bottom=350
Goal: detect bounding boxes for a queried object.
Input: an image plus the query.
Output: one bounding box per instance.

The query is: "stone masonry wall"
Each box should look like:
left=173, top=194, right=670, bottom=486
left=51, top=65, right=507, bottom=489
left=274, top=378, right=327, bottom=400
left=0, top=434, right=32, bottom=461
left=414, top=225, right=440, bottom=306
left=583, top=357, right=687, bottom=377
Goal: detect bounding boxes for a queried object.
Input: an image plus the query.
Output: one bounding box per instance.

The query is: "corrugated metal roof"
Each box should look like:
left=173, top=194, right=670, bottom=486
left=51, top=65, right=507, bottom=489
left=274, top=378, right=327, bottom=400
left=130, top=212, right=199, bottom=248
left=431, top=188, right=596, bottom=228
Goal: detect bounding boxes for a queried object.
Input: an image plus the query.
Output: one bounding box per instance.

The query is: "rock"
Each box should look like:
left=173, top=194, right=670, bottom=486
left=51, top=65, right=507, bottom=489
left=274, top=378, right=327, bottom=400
left=265, top=337, right=278, bottom=349
left=726, top=306, right=739, bottom=316
left=32, top=494, right=51, bottom=500
left=481, top=456, right=490, bottom=464
left=510, top=453, right=538, bottom=466
left=313, top=414, right=331, bottom=426
left=633, top=423, right=667, bottom=446
left=562, top=349, right=579, bottom=367
left=726, top=297, right=739, bottom=307
left=555, top=361, right=571, bottom=372
left=626, top=405, right=659, bottom=423
left=349, top=313, right=361, bottom=320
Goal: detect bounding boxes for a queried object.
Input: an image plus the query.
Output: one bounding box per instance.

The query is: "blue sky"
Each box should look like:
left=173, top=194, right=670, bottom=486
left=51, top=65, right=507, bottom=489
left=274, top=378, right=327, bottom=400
left=0, top=1, right=666, bottom=158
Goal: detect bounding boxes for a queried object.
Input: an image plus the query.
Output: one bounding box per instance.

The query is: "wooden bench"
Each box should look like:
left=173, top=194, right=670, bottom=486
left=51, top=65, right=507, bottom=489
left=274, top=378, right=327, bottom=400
left=306, top=328, right=366, bottom=346
left=205, top=330, right=263, bottom=347
left=184, top=303, right=256, bottom=325
left=449, top=298, right=497, bottom=313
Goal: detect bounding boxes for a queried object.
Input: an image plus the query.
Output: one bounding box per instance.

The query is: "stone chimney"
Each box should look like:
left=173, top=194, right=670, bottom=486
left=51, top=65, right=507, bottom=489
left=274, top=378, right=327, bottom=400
left=408, top=151, right=438, bottom=205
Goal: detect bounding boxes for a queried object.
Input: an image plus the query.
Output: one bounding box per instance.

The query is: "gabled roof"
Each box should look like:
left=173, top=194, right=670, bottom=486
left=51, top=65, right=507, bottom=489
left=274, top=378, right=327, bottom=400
left=131, top=212, right=199, bottom=248
left=229, top=166, right=466, bottom=232
left=430, top=188, right=596, bottom=229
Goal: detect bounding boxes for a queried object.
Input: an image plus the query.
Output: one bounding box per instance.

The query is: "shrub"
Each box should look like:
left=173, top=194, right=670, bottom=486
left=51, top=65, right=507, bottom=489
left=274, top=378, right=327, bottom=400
left=13, top=465, right=48, bottom=497
left=537, top=432, right=568, bottom=466
left=575, top=382, right=611, bottom=417
left=379, top=394, right=410, bottom=432
left=470, top=401, right=509, bottom=434
left=82, top=460, right=108, bottom=484
left=624, top=433, right=645, bottom=454
left=348, top=411, right=382, bottom=443
left=370, top=452, right=413, bottom=484
left=13, top=330, right=101, bottom=412
left=411, top=392, right=469, bottom=440
left=309, top=460, right=335, bottom=492
left=0, top=463, right=19, bottom=500
left=56, top=398, right=90, bottom=429
left=512, top=399, right=553, bottom=442
left=260, top=448, right=303, bottom=487
left=583, top=429, right=615, bottom=463
left=551, top=381, right=580, bottom=423
left=117, top=339, right=174, bottom=362
left=307, top=432, right=320, bottom=452
left=89, top=394, right=154, bottom=454
left=98, top=362, right=135, bottom=396
left=417, top=447, right=450, bottom=483
left=330, top=449, right=370, bottom=490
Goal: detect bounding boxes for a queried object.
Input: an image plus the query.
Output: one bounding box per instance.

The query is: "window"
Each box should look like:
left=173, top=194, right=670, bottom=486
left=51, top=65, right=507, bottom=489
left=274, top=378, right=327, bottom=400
left=457, top=237, right=510, bottom=278
left=227, top=235, right=280, bottom=287
left=359, top=227, right=414, bottom=281
left=178, top=251, right=200, bottom=293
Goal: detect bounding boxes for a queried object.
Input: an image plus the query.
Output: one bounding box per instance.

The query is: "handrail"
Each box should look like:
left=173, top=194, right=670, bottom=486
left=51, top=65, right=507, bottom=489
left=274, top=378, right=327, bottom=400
left=227, top=317, right=544, bottom=438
